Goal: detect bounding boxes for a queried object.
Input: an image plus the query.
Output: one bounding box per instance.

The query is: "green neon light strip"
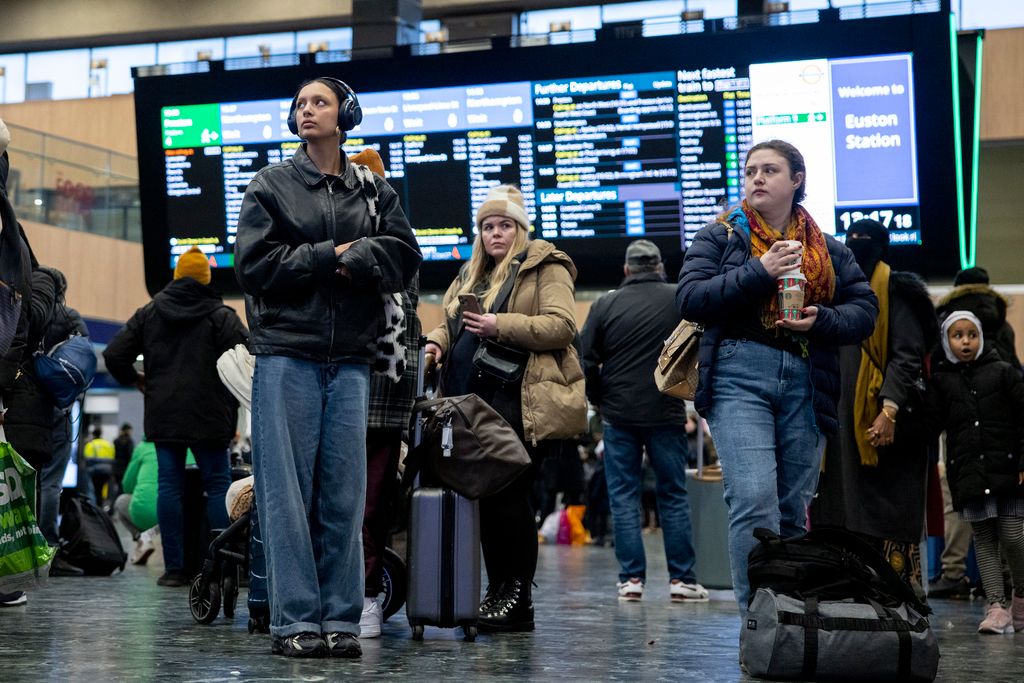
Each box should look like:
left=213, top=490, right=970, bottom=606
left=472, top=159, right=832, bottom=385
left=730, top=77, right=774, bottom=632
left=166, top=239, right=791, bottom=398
left=968, top=31, right=983, bottom=269
left=949, top=13, right=968, bottom=269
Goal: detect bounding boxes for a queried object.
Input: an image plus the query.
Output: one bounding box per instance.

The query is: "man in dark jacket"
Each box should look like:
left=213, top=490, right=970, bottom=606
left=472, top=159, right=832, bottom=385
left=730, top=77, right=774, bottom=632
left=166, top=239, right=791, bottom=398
left=104, top=246, right=247, bottom=587
left=580, top=240, right=707, bottom=603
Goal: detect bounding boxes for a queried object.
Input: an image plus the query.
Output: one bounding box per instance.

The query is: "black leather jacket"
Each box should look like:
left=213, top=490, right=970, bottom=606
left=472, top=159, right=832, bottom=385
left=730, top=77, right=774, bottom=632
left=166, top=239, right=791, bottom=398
left=235, top=145, right=421, bottom=362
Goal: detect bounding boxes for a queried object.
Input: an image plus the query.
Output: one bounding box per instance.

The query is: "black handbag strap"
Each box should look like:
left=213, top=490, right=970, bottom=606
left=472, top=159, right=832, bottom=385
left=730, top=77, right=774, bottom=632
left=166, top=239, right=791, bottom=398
left=487, top=255, right=524, bottom=314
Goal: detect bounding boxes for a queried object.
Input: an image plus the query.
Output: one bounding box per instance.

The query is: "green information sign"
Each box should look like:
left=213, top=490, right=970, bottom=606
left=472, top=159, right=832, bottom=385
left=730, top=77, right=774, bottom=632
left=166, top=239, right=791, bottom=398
left=161, top=104, right=222, bottom=149
left=754, top=112, right=828, bottom=126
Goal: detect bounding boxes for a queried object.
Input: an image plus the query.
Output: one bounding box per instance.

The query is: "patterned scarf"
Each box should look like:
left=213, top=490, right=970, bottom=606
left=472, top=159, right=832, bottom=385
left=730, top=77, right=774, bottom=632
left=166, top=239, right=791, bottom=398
left=720, top=201, right=836, bottom=331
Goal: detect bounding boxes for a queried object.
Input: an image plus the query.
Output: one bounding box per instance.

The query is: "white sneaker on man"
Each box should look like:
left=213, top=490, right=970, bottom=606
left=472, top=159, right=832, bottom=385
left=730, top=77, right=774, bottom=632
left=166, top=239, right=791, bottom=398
left=359, top=597, right=383, bottom=639
left=670, top=579, right=709, bottom=603
left=617, top=578, right=644, bottom=601
left=131, top=527, right=158, bottom=565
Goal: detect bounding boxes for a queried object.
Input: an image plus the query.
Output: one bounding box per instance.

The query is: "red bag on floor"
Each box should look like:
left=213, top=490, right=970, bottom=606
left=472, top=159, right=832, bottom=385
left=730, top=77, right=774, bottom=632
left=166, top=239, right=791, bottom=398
left=556, top=509, right=572, bottom=545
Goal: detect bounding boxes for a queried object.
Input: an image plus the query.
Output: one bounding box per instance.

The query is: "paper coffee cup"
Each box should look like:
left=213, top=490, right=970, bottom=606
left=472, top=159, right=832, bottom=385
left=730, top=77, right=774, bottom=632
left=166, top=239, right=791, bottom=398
left=777, top=271, right=806, bottom=320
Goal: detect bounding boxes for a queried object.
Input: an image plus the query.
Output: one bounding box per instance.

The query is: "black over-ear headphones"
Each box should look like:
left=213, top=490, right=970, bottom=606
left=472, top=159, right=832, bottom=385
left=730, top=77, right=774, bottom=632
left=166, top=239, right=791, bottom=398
left=286, top=77, right=363, bottom=136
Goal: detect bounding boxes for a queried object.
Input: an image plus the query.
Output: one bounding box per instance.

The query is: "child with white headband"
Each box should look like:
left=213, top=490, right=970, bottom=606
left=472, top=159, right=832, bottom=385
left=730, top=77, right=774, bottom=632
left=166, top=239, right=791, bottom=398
left=928, top=310, right=1024, bottom=634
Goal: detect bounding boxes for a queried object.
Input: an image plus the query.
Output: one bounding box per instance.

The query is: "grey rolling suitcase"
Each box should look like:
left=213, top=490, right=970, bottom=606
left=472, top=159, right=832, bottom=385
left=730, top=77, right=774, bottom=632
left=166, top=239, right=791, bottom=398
left=688, top=422, right=733, bottom=589
left=406, top=487, right=481, bottom=641
left=405, top=338, right=481, bottom=642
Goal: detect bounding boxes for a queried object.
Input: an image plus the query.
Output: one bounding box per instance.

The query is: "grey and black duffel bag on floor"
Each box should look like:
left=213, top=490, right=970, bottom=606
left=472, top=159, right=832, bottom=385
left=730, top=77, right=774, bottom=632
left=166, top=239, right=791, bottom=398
left=740, top=527, right=939, bottom=682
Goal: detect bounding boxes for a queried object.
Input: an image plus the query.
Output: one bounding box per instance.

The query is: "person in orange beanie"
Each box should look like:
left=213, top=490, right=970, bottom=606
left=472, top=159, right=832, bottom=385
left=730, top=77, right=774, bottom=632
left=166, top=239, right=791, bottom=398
left=104, top=244, right=246, bottom=588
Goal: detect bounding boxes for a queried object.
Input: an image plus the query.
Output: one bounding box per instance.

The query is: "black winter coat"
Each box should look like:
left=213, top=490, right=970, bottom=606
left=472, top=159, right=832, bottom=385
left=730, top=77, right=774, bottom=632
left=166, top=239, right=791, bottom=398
left=580, top=271, right=688, bottom=427
left=103, top=278, right=248, bottom=446
left=811, top=270, right=939, bottom=542
left=0, top=151, right=35, bottom=393
left=926, top=349, right=1024, bottom=510
left=2, top=267, right=65, bottom=467
left=676, top=220, right=878, bottom=436
left=235, top=145, right=421, bottom=362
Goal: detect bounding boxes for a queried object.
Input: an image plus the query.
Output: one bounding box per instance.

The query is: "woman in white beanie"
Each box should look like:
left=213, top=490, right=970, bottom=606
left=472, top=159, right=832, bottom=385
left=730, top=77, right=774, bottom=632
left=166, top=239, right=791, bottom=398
left=425, top=184, right=587, bottom=632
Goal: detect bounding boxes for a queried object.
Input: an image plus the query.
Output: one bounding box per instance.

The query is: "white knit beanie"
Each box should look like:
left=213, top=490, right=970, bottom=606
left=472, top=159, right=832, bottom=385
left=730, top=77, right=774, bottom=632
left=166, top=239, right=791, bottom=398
left=475, top=184, right=531, bottom=233
left=940, top=310, right=984, bottom=363
left=0, top=118, right=10, bottom=156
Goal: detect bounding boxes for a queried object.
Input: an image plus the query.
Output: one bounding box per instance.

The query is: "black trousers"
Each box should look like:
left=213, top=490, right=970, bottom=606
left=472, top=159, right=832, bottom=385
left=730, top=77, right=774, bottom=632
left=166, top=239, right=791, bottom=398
left=480, top=442, right=546, bottom=585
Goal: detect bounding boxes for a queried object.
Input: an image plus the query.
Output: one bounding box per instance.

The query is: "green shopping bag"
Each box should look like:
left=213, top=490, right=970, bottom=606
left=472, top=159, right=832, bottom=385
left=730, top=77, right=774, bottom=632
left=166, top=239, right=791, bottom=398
left=0, top=440, right=56, bottom=591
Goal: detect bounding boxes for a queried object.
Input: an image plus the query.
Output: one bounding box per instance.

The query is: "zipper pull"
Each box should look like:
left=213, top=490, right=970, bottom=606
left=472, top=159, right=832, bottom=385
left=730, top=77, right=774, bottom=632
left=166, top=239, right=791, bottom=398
left=441, top=415, right=454, bottom=458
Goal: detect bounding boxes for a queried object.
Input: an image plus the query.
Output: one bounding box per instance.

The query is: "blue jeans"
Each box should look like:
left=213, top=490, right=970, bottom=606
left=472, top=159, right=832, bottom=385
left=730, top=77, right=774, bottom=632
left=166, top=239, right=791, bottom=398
left=705, top=339, right=824, bottom=612
left=252, top=355, right=368, bottom=639
left=154, top=442, right=231, bottom=573
left=39, top=418, right=73, bottom=546
left=602, top=422, right=698, bottom=584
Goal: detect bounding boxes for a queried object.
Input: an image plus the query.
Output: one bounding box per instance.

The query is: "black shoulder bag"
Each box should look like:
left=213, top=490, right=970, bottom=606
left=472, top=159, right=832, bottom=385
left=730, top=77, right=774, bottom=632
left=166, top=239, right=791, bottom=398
left=471, top=259, right=529, bottom=384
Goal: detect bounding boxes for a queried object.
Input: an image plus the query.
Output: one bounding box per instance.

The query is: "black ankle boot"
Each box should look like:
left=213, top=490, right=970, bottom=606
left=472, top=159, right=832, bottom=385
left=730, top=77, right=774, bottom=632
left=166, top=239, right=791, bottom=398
left=479, top=581, right=506, bottom=616
left=478, top=579, right=534, bottom=633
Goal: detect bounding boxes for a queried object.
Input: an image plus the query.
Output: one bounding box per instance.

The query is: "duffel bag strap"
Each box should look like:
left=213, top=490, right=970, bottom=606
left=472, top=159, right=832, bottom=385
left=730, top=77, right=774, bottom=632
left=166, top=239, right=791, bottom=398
left=868, top=599, right=912, bottom=681
left=802, top=596, right=819, bottom=680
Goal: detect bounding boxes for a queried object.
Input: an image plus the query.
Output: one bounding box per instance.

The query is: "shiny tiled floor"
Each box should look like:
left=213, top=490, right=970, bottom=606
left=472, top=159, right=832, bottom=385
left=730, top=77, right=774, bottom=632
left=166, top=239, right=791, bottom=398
left=3, top=531, right=1023, bottom=681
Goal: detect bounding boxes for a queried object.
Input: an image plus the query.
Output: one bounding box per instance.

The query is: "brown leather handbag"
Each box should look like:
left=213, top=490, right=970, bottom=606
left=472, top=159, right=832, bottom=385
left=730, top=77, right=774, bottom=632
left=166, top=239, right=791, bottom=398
left=653, top=319, right=702, bottom=401
left=406, top=393, right=532, bottom=499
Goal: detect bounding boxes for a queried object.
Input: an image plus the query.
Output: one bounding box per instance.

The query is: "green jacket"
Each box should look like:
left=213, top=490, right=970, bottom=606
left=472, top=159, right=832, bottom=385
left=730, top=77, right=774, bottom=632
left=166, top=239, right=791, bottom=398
left=121, top=442, right=158, bottom=531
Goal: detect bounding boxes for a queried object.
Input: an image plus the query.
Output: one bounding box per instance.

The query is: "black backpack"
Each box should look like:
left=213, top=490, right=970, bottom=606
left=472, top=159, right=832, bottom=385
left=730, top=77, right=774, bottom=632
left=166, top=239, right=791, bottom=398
left=747, top=526, right=928, bottom=613
left=58, top=494, right=127, bottom=575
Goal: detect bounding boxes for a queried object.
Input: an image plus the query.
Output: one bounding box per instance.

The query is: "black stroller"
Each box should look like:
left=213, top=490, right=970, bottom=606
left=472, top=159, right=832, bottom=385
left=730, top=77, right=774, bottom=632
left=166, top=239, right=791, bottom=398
left=188, top=495, right=408, bottom=632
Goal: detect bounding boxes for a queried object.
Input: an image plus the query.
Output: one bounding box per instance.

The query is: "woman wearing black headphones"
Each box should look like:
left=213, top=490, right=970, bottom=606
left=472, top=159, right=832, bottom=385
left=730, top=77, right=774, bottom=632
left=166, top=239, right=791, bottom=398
left=235, top=77, right=421, bottom=658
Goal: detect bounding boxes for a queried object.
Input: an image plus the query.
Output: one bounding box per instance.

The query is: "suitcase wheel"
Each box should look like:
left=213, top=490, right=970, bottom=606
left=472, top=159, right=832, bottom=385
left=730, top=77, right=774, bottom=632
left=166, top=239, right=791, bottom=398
left=411, top=624, right=424, bottom=641
left=248, top=614, right=270, bottom=634
left=463, top=625, right=477, bottom=642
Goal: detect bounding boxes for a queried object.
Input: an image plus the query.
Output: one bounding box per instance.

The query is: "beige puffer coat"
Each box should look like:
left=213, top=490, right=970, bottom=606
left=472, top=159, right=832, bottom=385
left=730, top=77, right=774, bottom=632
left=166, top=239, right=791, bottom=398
left=428, top=239, right=587, bottom=444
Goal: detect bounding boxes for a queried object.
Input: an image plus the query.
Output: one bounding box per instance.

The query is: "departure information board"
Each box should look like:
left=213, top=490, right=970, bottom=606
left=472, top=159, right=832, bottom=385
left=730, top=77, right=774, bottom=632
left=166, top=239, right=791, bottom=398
left=156, top=52, right=920, bottom=270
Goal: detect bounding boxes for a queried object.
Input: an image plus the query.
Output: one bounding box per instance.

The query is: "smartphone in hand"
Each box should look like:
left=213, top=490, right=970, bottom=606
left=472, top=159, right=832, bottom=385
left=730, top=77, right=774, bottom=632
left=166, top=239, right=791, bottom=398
left=458, top=293, right=482, bottom=315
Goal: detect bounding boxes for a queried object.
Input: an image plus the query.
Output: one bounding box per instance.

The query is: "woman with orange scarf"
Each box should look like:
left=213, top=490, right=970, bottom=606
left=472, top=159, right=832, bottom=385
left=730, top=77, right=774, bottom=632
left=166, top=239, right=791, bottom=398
left=677, top=140, right=878, bottom=615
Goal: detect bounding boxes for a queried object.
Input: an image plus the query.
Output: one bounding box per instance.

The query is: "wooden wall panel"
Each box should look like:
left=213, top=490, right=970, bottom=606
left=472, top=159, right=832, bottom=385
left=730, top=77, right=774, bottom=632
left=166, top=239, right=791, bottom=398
left=21, top=219, right=150, bottom=323
left=0, top=95, right=137, bottom=157
left=980, top=28, right=1024, bottom=141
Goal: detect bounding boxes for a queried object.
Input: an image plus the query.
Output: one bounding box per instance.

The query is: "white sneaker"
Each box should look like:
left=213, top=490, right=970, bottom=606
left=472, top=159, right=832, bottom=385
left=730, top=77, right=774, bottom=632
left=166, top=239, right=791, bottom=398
left=617, top=578, right=644, bottom=601
left=359, top=597, right=382, bottom=639
left=0, top=591, right=27, bottom=607
left=670, top=579, right=710, bottom=603
left=131, top=528, right=157, bottom=565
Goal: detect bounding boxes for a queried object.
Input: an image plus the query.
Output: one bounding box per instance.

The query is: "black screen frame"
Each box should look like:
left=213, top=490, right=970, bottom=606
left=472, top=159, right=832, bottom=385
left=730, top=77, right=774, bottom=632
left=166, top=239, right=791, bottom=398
left=134, top=11, right=959, bottom=295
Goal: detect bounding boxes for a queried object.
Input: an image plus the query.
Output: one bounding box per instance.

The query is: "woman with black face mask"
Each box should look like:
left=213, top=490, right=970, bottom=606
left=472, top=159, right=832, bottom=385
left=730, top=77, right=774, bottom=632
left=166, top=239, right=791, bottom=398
left=810, top=218, right=940, bottom=594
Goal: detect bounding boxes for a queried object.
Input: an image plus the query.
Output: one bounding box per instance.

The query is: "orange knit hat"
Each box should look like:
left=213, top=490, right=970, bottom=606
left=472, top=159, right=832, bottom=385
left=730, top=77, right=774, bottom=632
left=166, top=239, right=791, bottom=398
left=173, top=246, right=211, bottom=285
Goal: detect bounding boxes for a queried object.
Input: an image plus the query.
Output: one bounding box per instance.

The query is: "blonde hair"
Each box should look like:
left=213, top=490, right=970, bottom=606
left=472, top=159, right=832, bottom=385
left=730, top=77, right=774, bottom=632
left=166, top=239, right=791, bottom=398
left=445, top=223, right=531, bottom=318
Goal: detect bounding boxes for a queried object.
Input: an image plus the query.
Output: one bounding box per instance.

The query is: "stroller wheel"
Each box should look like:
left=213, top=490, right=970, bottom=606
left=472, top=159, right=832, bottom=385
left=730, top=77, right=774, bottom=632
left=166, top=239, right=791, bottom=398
left=223, top=567, right=239, bottom=618
left=189, top=574, right=222, bottom=624
left=380, top=547, right=407, bottom=622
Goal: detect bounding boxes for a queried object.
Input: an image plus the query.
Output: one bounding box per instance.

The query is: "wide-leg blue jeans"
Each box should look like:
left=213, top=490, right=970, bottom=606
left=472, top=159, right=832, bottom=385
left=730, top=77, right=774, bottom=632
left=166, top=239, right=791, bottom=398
left=252, top=355, right=368, bottom=638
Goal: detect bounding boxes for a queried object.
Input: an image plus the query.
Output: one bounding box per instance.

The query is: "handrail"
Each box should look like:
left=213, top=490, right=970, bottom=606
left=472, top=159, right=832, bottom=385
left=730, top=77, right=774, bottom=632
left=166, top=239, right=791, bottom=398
left=5, top=122, right=137, bottom=166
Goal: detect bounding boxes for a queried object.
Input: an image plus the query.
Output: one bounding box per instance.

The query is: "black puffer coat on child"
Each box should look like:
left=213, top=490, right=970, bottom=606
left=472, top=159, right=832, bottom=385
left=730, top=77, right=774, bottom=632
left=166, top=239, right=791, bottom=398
left=927, top=348, right=1024, bottom=510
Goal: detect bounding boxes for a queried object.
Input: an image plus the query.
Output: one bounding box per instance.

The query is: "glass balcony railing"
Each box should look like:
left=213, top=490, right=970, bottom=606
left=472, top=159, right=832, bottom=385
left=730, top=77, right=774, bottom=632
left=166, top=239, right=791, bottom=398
left=4, top=122, right=141, bottom=242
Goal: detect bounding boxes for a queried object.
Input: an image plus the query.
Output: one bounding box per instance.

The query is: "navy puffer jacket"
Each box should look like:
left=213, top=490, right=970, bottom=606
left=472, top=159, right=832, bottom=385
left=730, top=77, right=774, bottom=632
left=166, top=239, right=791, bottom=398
left=676, top=220, right=878, bottom=436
